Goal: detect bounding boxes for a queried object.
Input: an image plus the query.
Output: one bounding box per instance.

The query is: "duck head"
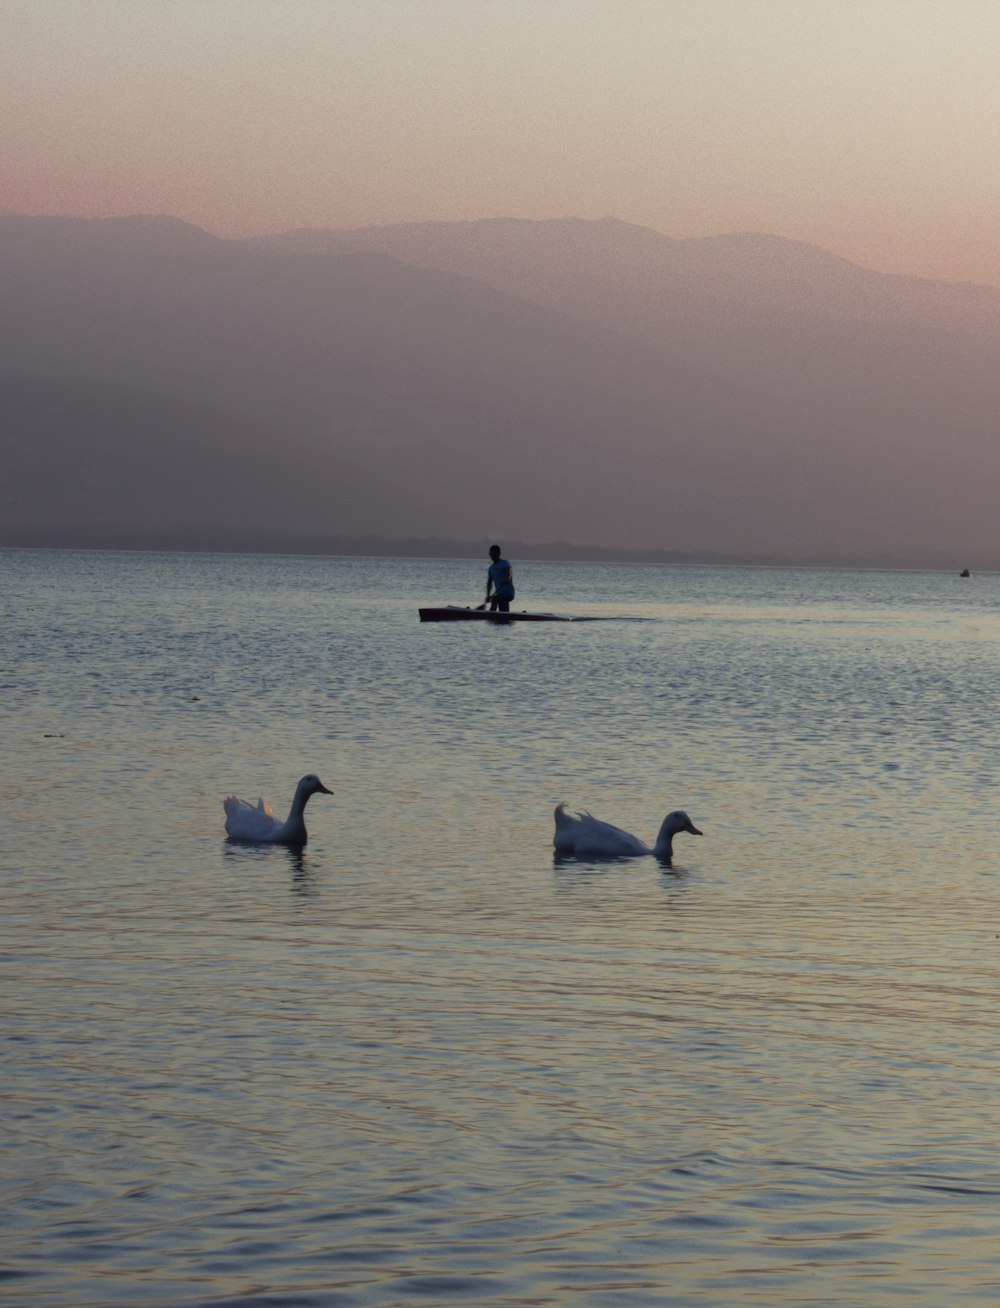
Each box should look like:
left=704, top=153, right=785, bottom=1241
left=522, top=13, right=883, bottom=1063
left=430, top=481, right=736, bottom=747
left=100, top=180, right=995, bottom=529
left=299, top=774, right=334, bottom=797
left=664, top=810, right=702, bottom=837
left=653, top=809, right=703, bottom=862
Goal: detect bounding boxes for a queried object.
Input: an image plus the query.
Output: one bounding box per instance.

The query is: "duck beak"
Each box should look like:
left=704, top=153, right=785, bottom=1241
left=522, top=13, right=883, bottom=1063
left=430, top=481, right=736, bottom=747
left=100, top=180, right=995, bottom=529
left=686, top=821, right=703, bottom=835
left=318, top=783, right=334, bottom=794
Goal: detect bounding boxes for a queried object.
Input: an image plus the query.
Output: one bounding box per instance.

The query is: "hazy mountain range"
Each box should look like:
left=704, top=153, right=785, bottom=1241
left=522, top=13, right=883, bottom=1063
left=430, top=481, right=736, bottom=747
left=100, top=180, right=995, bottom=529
left=2, top=211, right=998, bottom=565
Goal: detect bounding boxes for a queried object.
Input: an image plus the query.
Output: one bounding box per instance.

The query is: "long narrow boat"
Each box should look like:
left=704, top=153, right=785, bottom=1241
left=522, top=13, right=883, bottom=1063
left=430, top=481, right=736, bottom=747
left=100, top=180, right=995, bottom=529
left=419, top=605, right=574, bottom=623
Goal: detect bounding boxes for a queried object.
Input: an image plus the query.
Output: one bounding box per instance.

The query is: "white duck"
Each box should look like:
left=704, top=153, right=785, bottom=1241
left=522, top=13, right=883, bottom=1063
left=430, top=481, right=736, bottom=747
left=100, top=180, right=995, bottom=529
left=224, top=774, right=333, bottom=845
left=554, top=802, right=702, bottom=861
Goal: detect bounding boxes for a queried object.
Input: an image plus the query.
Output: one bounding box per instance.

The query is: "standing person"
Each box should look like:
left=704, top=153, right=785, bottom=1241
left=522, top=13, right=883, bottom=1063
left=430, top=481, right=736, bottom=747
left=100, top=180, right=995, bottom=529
left=484, top=544, right=515, bottom=612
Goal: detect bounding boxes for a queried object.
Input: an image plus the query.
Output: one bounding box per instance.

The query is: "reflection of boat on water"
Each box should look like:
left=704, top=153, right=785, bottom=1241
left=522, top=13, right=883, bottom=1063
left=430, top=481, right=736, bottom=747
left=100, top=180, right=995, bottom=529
left=419, top=605, right=575, bottom=623
left=960, top=568, right=972, bottom=578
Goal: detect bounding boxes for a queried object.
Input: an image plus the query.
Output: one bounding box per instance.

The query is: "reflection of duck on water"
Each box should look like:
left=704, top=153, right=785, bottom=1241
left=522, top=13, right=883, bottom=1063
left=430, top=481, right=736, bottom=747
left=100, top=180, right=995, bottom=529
left=960, top=568, right=972, bottom=578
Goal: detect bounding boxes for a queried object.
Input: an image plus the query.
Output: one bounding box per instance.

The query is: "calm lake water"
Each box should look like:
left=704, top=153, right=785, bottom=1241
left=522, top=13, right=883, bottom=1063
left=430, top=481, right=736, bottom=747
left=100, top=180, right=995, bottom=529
left=4, top=548, right=1000, bottom=1306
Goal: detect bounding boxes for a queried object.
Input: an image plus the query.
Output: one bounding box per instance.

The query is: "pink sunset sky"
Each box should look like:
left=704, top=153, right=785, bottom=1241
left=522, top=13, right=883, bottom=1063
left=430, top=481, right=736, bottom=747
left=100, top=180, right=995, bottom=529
left=4, top=0, right=1000, bottom=286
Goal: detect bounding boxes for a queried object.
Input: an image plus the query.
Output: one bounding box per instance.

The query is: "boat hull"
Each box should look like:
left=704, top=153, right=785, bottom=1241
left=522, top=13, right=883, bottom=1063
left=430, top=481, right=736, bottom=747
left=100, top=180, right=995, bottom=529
left=419, top=606, right=572, bottom=623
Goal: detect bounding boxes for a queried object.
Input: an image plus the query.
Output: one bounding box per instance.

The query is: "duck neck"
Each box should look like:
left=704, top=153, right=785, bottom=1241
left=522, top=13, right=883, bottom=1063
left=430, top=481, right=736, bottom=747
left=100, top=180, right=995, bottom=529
left=652, top=819, right=676, bottom=860
left=282, top=784, right=311, bottom=841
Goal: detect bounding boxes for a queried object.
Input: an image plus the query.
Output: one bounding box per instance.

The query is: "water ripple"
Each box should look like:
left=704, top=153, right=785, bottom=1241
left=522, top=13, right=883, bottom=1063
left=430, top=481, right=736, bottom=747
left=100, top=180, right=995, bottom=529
left=5, top=553, right=1000, bottom=1303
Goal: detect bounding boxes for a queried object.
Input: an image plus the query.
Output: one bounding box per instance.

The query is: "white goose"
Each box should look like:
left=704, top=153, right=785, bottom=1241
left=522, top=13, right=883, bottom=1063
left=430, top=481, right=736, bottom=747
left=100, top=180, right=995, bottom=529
left=554, top=802, right=702, bottom=861
left=224, top=774, right=333, bottom=845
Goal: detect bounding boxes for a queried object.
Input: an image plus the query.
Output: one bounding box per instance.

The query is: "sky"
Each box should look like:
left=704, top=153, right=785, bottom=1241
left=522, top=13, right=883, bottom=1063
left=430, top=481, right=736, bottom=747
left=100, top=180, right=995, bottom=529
left=3, top=0, right=1000, bottom=286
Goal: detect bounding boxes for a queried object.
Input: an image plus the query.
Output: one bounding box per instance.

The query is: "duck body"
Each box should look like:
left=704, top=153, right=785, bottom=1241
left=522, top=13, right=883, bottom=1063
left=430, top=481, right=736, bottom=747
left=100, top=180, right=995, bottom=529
left=224, top=774, right=333, bottom=845
left=554, top=802, right=702, bottom=862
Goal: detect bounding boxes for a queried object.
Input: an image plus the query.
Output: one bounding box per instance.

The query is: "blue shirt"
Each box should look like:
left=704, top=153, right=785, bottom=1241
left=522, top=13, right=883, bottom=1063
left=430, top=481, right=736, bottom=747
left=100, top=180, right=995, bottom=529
left=488, top=557, right=514, bottom=598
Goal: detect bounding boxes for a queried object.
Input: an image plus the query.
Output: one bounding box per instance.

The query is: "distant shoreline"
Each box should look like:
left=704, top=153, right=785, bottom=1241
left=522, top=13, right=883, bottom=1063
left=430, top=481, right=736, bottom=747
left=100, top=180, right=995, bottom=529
left=0, top=525, right=983, bottom=573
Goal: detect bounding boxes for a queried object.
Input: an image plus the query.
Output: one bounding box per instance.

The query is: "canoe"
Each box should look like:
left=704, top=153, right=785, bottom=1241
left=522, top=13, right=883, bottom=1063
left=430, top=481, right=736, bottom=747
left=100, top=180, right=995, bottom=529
left=419, top=605, right=573, bottom=623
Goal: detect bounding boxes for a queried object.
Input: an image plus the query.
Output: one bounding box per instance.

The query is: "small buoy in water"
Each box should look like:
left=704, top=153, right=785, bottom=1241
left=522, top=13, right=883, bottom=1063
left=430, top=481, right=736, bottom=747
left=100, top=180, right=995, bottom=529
left=960, top=568, right=972, bottom=577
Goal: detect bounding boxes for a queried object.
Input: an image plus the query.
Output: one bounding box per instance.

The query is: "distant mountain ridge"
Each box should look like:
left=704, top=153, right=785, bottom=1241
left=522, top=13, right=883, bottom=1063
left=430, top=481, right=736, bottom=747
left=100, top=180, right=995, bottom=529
left=0, top=368, right=359, bottom=534
left=252, top=216, right=1000, bottom=345
left=1, top=211, right=998, bottom=565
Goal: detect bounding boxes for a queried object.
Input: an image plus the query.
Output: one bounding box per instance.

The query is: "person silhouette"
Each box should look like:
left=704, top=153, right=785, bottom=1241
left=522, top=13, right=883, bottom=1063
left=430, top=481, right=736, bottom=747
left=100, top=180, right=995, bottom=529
left=485, top=544, right=515, bottom=612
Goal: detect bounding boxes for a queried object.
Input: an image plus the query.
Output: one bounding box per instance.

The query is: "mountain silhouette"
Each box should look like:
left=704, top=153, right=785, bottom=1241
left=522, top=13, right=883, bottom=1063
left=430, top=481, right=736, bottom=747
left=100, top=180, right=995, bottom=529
left=0, top=368, right=369, bottom=540
left=2, top=212, right=998, bottom=564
